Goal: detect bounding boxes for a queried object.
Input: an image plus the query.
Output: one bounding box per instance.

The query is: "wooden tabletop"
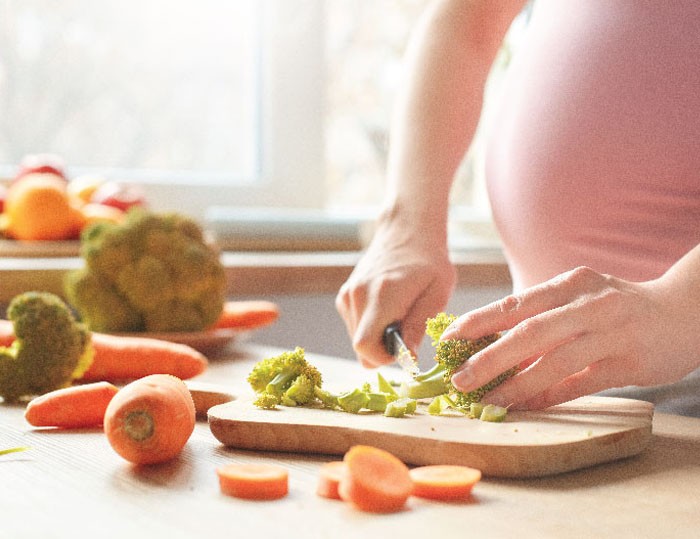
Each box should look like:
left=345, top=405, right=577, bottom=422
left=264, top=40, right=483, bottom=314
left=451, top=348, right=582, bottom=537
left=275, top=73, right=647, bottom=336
left=1, top=343, right=699, bottom=538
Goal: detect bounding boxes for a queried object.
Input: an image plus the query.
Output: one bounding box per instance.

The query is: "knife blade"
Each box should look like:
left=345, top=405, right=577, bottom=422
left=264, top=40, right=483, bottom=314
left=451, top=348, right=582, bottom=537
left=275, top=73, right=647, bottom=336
left=383, top=322, right=420, bottom=378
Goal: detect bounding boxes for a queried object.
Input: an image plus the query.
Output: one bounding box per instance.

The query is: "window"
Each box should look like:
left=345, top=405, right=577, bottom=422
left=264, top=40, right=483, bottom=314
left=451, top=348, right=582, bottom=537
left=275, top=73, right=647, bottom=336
left=0, top=1, right=520, bottom=248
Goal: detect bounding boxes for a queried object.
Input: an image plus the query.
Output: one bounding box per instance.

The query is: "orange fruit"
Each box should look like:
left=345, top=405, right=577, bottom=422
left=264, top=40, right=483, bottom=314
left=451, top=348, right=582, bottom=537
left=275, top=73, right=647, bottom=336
left=4, top=173, right=84, bottom=241
left=79, top=203, right=126, bottom=229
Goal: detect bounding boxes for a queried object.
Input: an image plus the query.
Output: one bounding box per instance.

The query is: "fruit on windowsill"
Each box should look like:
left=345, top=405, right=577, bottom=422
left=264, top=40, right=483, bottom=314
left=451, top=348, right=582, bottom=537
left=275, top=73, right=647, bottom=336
left=3, top=174, right=84, bottom=241
left=15, top=153, right=67, bottom=182
left=90, top=181, right=146, bottom=212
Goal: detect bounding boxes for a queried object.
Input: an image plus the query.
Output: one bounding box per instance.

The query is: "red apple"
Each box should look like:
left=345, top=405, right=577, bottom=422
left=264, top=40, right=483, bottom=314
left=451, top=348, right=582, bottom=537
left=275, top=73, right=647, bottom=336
left=0, top=183, right=6, bottom=213
left=16, top=153, right=67, bottom=181
left=91, top=181, right=146, bottom=212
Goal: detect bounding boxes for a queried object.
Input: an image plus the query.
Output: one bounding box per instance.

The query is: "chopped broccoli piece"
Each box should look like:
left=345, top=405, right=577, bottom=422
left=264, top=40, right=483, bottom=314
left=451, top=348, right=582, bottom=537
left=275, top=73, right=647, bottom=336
left=376, top=372, right=398, bottom=396
left=479, top=404, right=508, bottom=423
left=384, top=397, right=417, bottom=418
left=64, top=209, right=226, bottom=333
left=247, top=347, right=322, bottom=409
left=0, top=292, right=94, bottom=402
left=468, top=402, right=485, bottom=419
left=337, top=388, right=370, bottom=414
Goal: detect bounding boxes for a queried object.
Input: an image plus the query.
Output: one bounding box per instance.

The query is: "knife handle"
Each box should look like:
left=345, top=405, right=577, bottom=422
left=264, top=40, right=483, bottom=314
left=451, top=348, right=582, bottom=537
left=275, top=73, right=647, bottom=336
left=382, top=322, right=402, bottom=355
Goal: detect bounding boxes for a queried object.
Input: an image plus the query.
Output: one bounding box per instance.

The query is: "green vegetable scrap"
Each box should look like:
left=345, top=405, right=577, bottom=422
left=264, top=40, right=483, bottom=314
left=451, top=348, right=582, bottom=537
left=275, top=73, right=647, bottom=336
left=0, top=447, right=30, bottom=457
left=403, top=312, right=517, bottom=422
left=0, top=292, right=94, bottom=402
left=64, top=209, right=226, bottom=333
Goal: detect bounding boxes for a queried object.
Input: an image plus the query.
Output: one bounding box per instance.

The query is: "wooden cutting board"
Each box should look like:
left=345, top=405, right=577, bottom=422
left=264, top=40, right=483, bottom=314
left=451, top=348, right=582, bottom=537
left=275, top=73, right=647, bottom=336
left=208, top=395, right=654, bottom=478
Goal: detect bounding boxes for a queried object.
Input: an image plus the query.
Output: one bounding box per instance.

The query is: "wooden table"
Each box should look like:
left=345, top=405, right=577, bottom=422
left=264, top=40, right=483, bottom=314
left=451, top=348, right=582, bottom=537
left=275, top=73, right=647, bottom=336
left=2, top=343, right=698, bottom=539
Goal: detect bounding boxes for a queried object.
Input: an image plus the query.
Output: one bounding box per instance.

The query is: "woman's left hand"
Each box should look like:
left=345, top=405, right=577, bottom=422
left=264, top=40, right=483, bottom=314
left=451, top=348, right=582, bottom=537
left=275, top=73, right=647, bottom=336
left=444, top=262, right=700, bottom=410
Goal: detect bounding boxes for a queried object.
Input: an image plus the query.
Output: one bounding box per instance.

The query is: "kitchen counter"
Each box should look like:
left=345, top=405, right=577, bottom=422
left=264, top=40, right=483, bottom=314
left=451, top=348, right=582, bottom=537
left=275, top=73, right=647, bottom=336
left=2, top=343, right=699, bottom=539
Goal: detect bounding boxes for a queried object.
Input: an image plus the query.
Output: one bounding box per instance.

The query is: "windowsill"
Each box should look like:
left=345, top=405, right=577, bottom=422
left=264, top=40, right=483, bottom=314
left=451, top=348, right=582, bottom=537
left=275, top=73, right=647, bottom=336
left=0, top=246, right=510, bottom=303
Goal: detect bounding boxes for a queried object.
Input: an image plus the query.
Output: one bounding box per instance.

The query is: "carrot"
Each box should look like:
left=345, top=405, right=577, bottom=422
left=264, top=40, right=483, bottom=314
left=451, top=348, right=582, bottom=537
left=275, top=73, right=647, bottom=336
left=0, top=319, right=14, bottom=347
left=103, top=374, right=196, bottom=465
left=24, top=381, right=119, bottom=429
left=338, top=445, right=413, bottom=513
left=81, top=332, right=208, bottom=383
left=316, top=461, right=346, bottom=500
left=216, top=463, right=289, bottom=500
left=409, top=465, right=482, bottom=501
left=209, top=300, right=280, bottom=330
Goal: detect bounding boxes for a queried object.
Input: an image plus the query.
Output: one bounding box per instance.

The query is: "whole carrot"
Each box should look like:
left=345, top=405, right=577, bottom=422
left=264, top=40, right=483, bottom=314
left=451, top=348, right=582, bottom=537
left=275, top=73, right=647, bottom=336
left=209, top=300, right=280, bottom=330
left=103, top=374, right=196, bottom=465
left=24, top=381, right=119, bottom=429
left=81, top=333, right=208, bottom=382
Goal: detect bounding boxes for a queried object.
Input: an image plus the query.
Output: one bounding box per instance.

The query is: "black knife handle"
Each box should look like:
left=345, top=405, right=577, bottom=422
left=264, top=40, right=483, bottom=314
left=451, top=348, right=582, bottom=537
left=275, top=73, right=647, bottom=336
left=383, top=322, right=401, bottom=355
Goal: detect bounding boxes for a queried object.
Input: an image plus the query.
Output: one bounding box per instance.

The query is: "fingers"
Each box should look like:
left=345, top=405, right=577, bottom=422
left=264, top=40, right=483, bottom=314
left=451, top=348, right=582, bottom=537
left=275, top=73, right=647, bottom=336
left=514, top=359, right=634, bottom=410
left=477, top=332, right=622, bottom=408
left=441, top=267, right=611, bottom=341
left=451, top=302, right=586, bottom=394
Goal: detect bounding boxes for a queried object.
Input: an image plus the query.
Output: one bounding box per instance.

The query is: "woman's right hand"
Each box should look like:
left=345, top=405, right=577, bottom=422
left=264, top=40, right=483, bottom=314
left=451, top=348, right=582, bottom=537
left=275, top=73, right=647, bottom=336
left=335, top=213, right=456, bottom=369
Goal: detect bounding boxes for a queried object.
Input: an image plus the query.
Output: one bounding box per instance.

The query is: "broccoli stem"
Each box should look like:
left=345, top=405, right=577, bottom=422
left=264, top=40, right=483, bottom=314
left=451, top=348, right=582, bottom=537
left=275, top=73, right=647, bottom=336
left=265, top=370, right=298, bottom=397
left=399, top=364, right=449, bottom=400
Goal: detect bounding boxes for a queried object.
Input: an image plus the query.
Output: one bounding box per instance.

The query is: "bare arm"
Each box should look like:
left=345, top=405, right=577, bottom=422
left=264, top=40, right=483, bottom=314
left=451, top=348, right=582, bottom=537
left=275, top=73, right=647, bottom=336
left=336, top=0, right=527, bottom=368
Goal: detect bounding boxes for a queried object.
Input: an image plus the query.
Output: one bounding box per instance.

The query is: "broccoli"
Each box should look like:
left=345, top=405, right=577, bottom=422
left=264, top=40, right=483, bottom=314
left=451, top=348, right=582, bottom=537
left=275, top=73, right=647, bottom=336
left=0, top=292, right=93, bottom=402
left=400, top=313, right=517, bottom=417
left=247, top=347, right=323, bottom=409
left=63, top=209, right=226, bottom=333
left=247, top=352, right=413, bottom=416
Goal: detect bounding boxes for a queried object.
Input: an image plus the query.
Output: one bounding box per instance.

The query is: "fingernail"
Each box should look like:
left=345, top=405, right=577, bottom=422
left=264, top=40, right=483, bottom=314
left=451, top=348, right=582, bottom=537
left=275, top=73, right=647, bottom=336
left=450, top=368, right=471, bottom=390
left=439, top=323, right=458, bottom=341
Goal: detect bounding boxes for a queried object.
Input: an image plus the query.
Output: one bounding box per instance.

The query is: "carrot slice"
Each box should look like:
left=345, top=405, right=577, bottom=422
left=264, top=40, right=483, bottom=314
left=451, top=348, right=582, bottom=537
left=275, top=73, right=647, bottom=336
left=216, top=463, right=289, bottom=500
left=316, top=461, right=346, bottom=500
left=24, top=381, right=119, bottom=429
left=338, top=445, right=413, bottom=513
left=210, top=300, right=280, bottom=330
left=409, top=465, right=481, bottom=500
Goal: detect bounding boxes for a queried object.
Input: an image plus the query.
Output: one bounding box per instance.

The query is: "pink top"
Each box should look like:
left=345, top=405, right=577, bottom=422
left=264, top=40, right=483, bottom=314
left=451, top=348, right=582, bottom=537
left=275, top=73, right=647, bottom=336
left=485, top=0, right=700, bottom=292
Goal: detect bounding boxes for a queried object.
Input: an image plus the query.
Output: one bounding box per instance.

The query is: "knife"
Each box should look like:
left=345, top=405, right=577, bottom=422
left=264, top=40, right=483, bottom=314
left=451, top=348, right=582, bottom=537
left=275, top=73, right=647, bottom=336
left=383, top=322, right=420, bottom=378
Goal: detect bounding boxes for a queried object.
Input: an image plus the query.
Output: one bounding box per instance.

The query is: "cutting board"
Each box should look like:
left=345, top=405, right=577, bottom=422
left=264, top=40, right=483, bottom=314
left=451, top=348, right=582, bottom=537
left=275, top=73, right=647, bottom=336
left=208, top=395, right=654, bottom=478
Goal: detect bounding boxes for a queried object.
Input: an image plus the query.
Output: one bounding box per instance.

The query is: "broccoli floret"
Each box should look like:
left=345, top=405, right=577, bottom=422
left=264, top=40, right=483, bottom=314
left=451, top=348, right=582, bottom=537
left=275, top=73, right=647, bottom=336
left=63, top=209, right=226, bottom=333
left=402, top=313, right=516, bottom=417
left=0, top=292, right=94, bottom=402
left=247, top=347, right=323, bottom=408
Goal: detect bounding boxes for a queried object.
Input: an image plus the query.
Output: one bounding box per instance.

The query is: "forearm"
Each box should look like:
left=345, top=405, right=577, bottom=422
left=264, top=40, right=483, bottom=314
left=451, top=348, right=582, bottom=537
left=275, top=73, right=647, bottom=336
left=383, top=0, right=526, bottom=239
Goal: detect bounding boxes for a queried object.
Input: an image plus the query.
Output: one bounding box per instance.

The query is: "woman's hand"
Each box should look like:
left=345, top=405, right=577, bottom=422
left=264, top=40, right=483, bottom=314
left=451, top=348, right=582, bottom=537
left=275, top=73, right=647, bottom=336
left=336, top=216, right=456, bottom=369
left=444, top=261, right=700, bottom=410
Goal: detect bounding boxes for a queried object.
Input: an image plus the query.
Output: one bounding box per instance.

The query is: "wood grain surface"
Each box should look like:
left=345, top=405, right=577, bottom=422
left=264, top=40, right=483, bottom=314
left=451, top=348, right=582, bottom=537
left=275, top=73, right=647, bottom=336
left=208, top=395, right=653, bottom=478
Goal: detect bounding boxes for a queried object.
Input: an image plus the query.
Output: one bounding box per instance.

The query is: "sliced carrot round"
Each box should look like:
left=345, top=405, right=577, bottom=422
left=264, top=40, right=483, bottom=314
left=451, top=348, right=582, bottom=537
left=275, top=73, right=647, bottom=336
left=216, top=463, right=289, bottom=500
left=339, top=445, right=412, bottom=513
left=316, top=461, right=346, bottom=500
left=409, top=464, right=481, bottom=500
